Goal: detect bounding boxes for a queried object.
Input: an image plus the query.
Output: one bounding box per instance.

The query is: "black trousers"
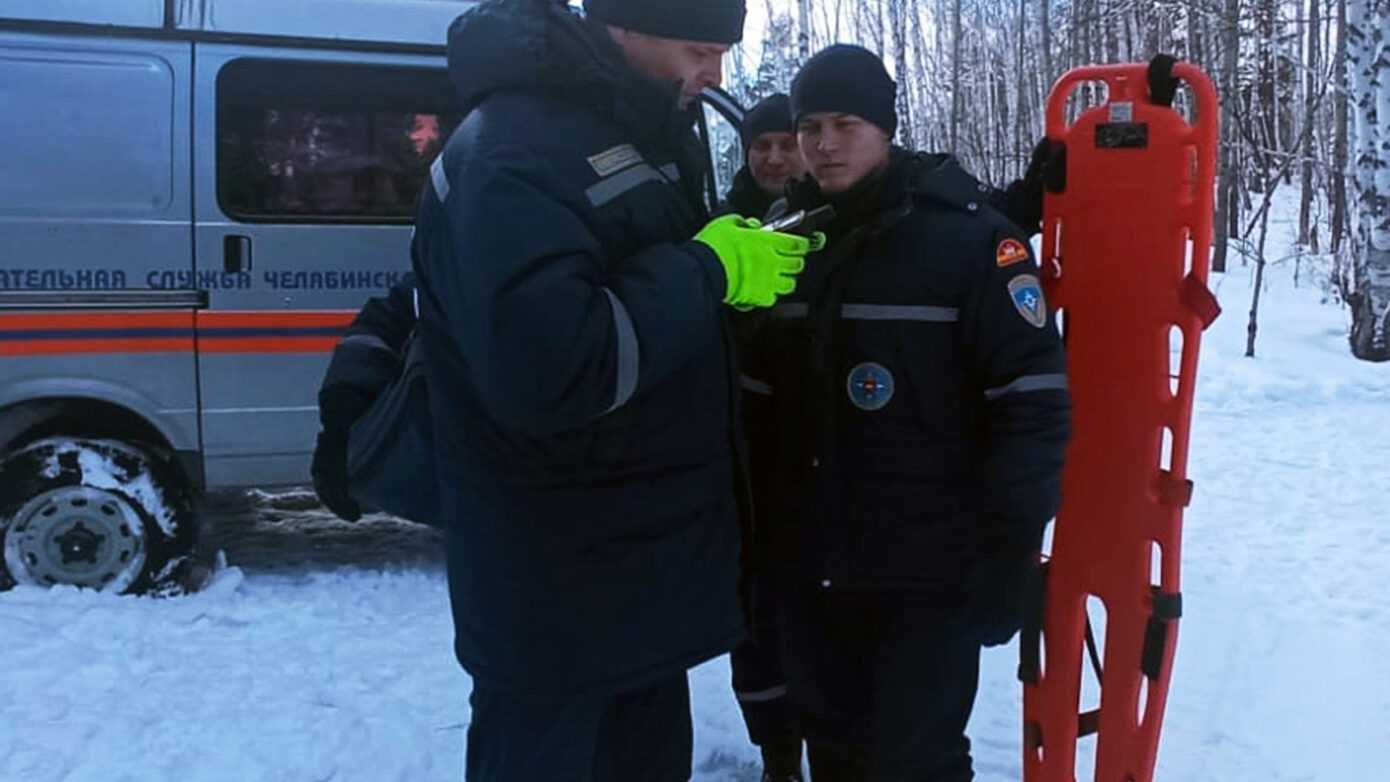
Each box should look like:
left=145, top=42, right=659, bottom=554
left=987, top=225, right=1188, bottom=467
left=778, top=584, right=982, bottom=782
left=465, top=674, right=693, bottom=782
left=732, top=577, right=802, bottom=751
left=732, top=637, right=801, bottom=749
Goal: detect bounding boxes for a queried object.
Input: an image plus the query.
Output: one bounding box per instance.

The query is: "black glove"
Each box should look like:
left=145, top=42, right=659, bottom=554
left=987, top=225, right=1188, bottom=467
left=1001, top=138, right=1066, bottom=235
left=312, top=428, right=362, bottom=522
left=310, top=386, right=372, bottom=523
left=965, top=547, right=1041, bottom=647
left=1147, top=53, right=1179, bottom=107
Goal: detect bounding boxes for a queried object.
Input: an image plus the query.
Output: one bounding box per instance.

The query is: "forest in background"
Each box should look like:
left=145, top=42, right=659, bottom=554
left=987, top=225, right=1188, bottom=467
left=714, top=0, right=1389, bottom=361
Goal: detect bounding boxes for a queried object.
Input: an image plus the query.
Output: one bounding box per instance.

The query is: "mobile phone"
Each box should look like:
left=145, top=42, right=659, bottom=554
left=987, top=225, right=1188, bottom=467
left=761, top=204, right=836, bottom=236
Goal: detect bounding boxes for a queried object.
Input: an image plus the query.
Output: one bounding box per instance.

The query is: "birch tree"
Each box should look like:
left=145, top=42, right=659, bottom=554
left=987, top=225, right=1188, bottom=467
left=1344, top=0, right=1390, bottom=361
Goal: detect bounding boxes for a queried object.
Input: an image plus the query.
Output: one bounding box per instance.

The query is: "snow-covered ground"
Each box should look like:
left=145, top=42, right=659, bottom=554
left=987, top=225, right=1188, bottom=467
left=2, top=194, right=1387, bottom=781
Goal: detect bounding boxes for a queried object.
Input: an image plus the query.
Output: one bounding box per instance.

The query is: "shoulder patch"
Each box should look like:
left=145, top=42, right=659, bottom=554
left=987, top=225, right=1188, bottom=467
left=996, top=237, right=1031, bottom=268
left=587, top=144, right=644, bottom=177
left=1008, top=274, right=1048, bottom=328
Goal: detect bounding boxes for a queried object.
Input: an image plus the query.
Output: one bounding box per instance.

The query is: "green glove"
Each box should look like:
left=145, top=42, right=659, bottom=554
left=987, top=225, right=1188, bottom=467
left=694, top=214, right=812, bottom=310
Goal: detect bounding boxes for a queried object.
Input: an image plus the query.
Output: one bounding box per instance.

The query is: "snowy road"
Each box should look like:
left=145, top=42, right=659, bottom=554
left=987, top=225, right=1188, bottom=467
left=2, top=247, right=1387, bottom=780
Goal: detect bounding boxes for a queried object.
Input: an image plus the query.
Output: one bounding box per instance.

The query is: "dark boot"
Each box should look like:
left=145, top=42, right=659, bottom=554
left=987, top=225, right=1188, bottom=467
left=806, top=741, right=868, bottom=782
left=760, top=737, right=805, bottom=782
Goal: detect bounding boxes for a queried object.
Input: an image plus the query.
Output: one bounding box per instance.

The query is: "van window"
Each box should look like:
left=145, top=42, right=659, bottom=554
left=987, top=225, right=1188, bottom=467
left=0, top=46, right=176, bottom=217
left=217, top=59, right=461, bottom=223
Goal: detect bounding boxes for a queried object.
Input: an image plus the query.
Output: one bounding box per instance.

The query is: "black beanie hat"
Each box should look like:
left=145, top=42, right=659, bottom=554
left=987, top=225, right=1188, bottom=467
left=584, top=0, right=747, bottom=45
left=740, top=94, right=794, bottom=150
left=790, top=44, right=898, bottom=138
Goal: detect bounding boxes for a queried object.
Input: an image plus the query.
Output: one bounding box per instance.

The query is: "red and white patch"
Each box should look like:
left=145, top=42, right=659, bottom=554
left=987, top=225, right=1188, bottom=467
left=996, top=238, right=1031, bottom=268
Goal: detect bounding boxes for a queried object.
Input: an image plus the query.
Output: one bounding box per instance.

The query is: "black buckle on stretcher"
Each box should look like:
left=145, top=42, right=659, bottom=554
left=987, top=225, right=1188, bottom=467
left=1020, top=575, right=1184, bottom=736
left=1142, top=588, right=1183, bottom=680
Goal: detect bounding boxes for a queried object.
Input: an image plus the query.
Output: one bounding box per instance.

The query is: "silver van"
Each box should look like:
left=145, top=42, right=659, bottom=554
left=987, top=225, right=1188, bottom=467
left=0, top=0, right=746, bottom=593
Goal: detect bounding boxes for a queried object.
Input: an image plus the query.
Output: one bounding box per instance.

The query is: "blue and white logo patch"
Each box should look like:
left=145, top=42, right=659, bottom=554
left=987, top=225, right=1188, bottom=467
left=1008, top=274, right=1047, bottom=329
left=847, top=362, right=895, bottom=411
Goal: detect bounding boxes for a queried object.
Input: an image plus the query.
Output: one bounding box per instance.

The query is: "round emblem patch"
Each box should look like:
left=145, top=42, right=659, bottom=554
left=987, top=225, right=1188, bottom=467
left=847, top=362, right=895, bottom=411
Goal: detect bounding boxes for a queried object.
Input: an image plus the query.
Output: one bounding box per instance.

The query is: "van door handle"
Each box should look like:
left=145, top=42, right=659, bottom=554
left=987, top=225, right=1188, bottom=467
left=224, top=235, right=253, bottom=273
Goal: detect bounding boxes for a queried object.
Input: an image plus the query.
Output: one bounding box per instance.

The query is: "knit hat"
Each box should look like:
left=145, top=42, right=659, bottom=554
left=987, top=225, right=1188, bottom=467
left=584, top=0, right=747, bottom=44
left=740, top=93, right=794, bottom=151
left=790, top=44, right=897, bottom=137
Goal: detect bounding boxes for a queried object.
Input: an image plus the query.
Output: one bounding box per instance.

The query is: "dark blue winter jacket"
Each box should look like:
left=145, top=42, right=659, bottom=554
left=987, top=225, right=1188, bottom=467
left=744, top=150, right=1071, bottom=606
left=409, top=0, right=745, bottom=695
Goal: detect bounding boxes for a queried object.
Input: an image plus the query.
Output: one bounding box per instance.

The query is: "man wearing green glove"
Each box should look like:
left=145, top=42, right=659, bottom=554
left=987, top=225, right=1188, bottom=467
left=409, top=0, right=809, bottom=779
left=697, top=214, right=809, bottom=309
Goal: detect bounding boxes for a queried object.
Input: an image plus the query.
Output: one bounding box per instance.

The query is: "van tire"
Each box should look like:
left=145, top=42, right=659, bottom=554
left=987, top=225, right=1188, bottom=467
left=0, top=438, right=199, bottom=595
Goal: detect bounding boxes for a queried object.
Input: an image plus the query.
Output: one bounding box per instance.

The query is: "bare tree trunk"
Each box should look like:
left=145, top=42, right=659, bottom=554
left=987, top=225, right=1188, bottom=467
left=1123, top=4, right=1135, bottom=60
left=797, top=0, right=812, bottom=62
left=1188, top=0, right=1207, bottom=67
left=1016, top=0, right=1028, bottom=178
left=950, top=0, right=963, bottom=155
left=1103, top=0, right=1120, bottom=63
left=872, top=0, right=887, bottom=55
left=1246, top=193, right=1274, bottom=357
left=1069, top=0, right=1080, bottom=70
left=1331, top=0, right=1350, bottom=257
left=1213, top=0, right=1243, bottom=273
left=1256, top=0, right=1279, bottom=186
left=888, top=0, right=915, bottom=145
left=911, top=0, right=934, bottom=149
left=1299, top=0, right=1322, bottom=245
left=1041, top=0, right=1053, bottom=88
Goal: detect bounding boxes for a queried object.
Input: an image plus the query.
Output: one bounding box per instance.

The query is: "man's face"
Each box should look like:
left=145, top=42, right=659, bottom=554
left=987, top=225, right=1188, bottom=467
left=609, top=28, right=729, bottom=108
left=747, top=132, right=805, bottom=196
left=796, top=112, right=891, bottom=194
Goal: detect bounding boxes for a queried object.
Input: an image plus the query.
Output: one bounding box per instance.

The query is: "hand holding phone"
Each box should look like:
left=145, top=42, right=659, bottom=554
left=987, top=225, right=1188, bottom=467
left=761, top=205, right=835, bottom=236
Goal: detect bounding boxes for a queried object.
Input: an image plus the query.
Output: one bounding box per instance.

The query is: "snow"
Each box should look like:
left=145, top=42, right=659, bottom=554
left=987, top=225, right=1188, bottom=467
left=35, top=440, right=178, bottom=538
left=2, top=191, right=1387, bottom=781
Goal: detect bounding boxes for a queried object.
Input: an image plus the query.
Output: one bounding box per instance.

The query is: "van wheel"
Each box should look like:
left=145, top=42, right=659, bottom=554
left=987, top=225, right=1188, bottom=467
left=0, top=438, right=198, bottom=595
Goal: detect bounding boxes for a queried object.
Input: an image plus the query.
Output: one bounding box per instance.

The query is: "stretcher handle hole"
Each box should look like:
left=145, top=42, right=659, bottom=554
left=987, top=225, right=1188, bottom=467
left=1183, top=227, right=1196, bottom=276
left=1137, top=676, right=1151, bottom=730
left=1081, top=595, right=1108, bottom=715
left=1149, top=540, right=1164, bottom=592
left=1025, top=721, right=1045, bottom=760
left=1158, top=427, right=1172, bottom=472
left=1168, top=326, right=1185, bottom=399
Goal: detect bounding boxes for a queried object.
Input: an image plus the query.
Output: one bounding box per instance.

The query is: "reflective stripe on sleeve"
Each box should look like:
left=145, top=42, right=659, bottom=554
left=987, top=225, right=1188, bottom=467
left=984, top=373, right=1070, bottom=400
left=586, top=165, right=663, bottom=208
left=771, top=302, right=809, bottom=319
left=338, top=334, right=392, bottom=354
left=739, top=374, right=774, bottom=395
left=430, top=156, right=450, bottom=201
left=735, top=684, right=788, bottom=703
left=770, top=302, right=959, bottom=322
left=601, top=288, right=640, bottom=413
left=840, top=303, right=960, bottom=322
